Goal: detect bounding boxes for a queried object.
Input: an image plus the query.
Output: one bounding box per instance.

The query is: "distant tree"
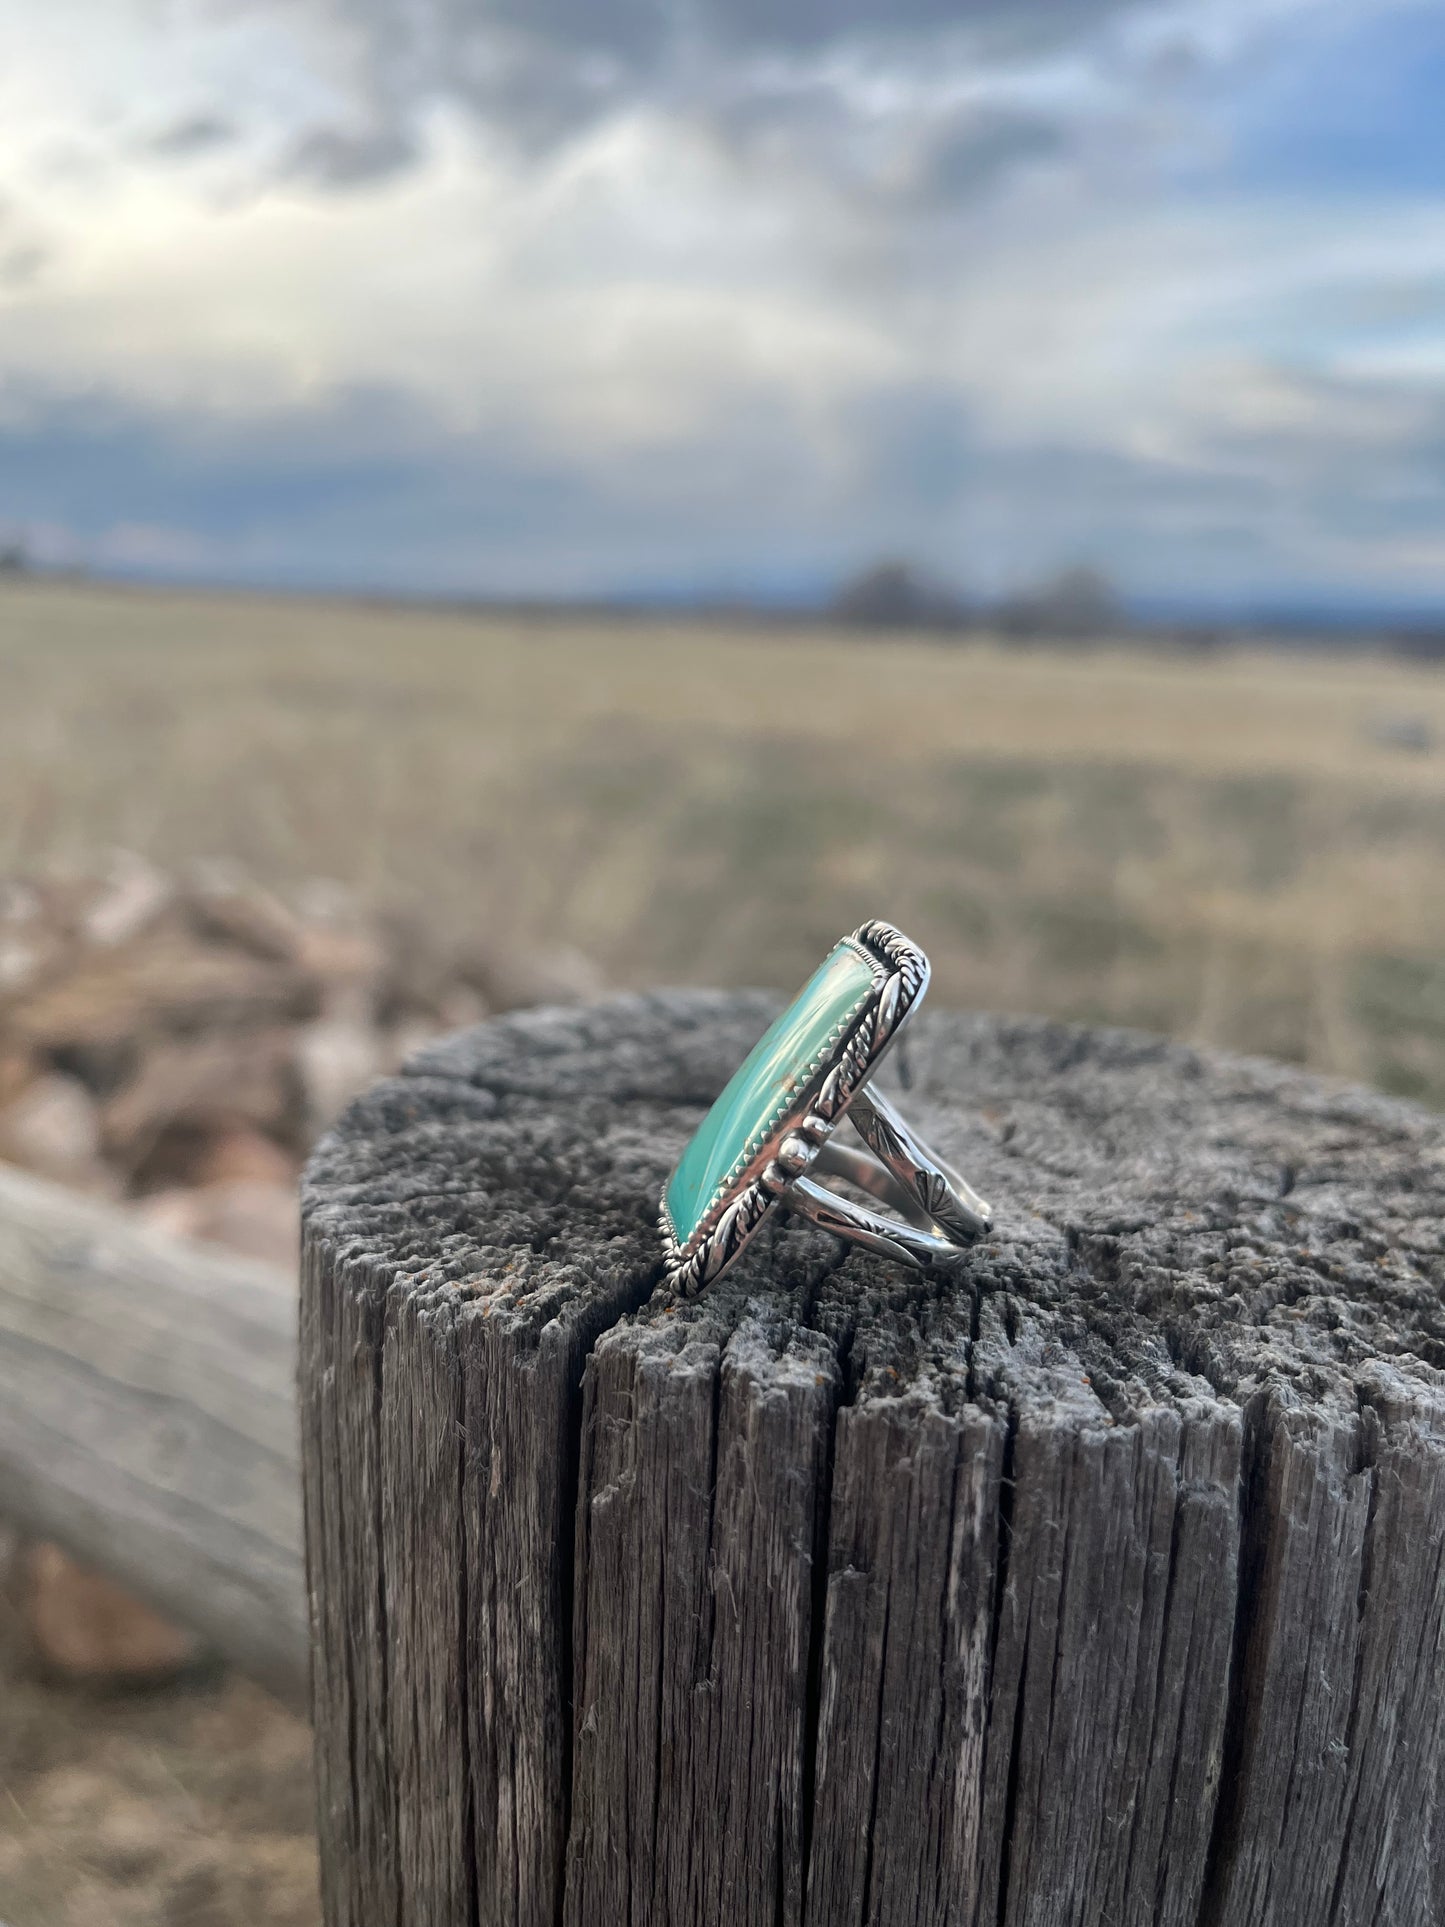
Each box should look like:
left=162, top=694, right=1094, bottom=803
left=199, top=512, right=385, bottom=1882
left=1366, top=711, right=1434, bottom=754
left=831, top=559, right=969, bottom=631
left=0, top=536, right=29, bottom=576
left=997, top=563, right=1124, bottom=640
left=1390, top=626, right=1445, bottom=663
left=1173, top=623, right=1226, bottom=654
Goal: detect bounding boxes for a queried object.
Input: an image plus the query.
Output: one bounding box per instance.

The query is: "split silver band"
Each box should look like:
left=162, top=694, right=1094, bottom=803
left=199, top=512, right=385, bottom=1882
left=776, top=1084, right=991, bottom=1272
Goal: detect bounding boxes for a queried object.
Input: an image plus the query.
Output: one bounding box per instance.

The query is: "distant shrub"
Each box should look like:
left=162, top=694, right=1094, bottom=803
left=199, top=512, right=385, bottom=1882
left=831, top=559, right=970, bottom=630
left=996, top=564, right=1123, bottom=640
left=1389, top=627, right=1445, bottom=662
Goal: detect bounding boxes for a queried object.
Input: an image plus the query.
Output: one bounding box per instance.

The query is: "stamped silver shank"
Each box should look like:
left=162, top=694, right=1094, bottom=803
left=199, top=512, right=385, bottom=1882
left=779, top=1085, right=991, bottom=1272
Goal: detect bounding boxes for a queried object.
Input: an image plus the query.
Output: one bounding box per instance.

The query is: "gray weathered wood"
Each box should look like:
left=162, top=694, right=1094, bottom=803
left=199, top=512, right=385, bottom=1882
left=0, top=1161, right=304, bottom=1698
left=301, top=992, right=1445, bottom=1927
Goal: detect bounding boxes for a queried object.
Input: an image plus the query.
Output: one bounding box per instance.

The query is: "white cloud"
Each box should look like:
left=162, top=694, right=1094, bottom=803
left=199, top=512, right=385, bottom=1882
left=0, top=96, right=905, bottom=458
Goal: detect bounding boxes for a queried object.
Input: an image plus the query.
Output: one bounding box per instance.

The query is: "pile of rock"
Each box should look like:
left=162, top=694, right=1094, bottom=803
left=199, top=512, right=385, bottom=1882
left=0, top=851, right=603, bottom=1266
left=0, top=853, right=603, bottom=1684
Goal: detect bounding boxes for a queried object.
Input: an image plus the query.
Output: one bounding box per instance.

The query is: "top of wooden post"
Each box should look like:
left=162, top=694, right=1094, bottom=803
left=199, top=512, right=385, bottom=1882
left=301, top=991, right=1445, bottom=1927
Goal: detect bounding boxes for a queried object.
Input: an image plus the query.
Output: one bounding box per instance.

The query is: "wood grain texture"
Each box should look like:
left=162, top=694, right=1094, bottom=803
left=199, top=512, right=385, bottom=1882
left=0, top=1161, right=303, bottom=1697
left=300, top=993, right=1445, bottom=1927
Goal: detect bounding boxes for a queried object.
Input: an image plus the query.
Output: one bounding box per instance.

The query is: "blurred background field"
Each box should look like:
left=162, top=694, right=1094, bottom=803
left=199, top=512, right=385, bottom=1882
left=4, top=574, right=1443, bottom=1102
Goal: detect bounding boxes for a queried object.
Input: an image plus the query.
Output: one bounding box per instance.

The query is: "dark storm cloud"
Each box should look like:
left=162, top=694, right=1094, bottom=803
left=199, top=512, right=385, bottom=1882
left=147, top=113, right=237, bottom=158
left=338, top=0, right=1143, bottom=65
left=0, top=242, right=50, bottom=289
left=238, top=0, right=1147, bottom=188
left=0, top=195, right=51, bottom=291
left=908, top=111, right=1068, bottom=204
left=284, top=122, right=420, bottom=188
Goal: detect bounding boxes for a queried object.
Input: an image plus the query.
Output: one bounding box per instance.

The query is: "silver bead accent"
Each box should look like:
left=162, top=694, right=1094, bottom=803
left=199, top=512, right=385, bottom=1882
left=776, top=1132, right=816, bottom=1176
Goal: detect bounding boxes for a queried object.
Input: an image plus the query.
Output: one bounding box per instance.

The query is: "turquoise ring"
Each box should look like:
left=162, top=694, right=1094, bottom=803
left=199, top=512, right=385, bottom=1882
left=660, top=920, right=992, bottom=1297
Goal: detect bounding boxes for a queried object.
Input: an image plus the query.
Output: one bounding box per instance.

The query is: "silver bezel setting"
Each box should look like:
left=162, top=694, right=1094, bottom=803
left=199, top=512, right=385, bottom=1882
left=659, top=918, right=929, bottom=1298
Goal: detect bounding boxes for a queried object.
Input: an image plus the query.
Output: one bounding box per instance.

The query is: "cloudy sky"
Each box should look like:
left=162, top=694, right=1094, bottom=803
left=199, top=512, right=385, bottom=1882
left=0, top=0, right=1442, bottom=609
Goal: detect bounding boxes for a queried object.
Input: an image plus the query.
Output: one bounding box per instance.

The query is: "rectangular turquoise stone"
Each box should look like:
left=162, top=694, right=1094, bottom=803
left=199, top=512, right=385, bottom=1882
left=665, top=939, right=877, bottom=1249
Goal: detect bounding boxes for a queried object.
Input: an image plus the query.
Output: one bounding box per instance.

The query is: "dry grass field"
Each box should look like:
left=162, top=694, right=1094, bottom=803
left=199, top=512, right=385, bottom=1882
left=0, top=1579, right=319, bottom=1927
left=3, top=575, right=1443, bottom=1103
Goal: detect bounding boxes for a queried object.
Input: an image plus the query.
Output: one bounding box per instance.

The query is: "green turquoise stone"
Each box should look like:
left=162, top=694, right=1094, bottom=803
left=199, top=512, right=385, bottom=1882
left=666, top=939, right=876, bottom=1248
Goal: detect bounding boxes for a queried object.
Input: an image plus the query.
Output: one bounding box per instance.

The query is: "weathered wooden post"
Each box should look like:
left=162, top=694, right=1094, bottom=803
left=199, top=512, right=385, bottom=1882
left=300, top=992, right=1445, bottom=1927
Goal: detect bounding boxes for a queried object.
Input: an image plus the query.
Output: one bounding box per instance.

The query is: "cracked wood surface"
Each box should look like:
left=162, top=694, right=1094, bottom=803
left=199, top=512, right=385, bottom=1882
left=300, top=992, right=1445, bottom=1927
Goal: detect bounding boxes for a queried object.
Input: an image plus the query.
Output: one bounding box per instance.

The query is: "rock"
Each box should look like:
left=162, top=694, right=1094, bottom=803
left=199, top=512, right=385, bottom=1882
left=185, top=859, right=303, bottom=962
left=434, top=985, right=490, bottom=1030
left=0, top=1073, right=115, bottom=1192
left=366, top=910, right=484, bottom=1024
left=190, top=1126, right=298, bottom=1188
left=297, top=925, right=387, bottom=1007
left=101, top=1028, right=301, bottom=1164
left=0, top=878, right=40, bottom=926
left=0, top=878, right=55, bottom=1001
left=296, top=1011, right=385, bottom=1133
left=135, top=1179, right=299, bottom=1268
left=292, top=880, right=386, bottom=1012
left=0, top=1517, right=20, bottom=1595
left=0, top=931, right=46, bottom=1000
left=132, top=1186, right=202, bottom=1242
left=378, top=993, right=483, bottom=1075
left=474, top=942, right=606, bottom=1011
left=80, top=851, right=175, bottom=949
left=0, top=1049, right=34, bottom=1108
left=384, top=1018, right=447, bottom=1073
left=9, top=931, right=318, bottom=1054
left=21, top=1541, right=202, bottom=1684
